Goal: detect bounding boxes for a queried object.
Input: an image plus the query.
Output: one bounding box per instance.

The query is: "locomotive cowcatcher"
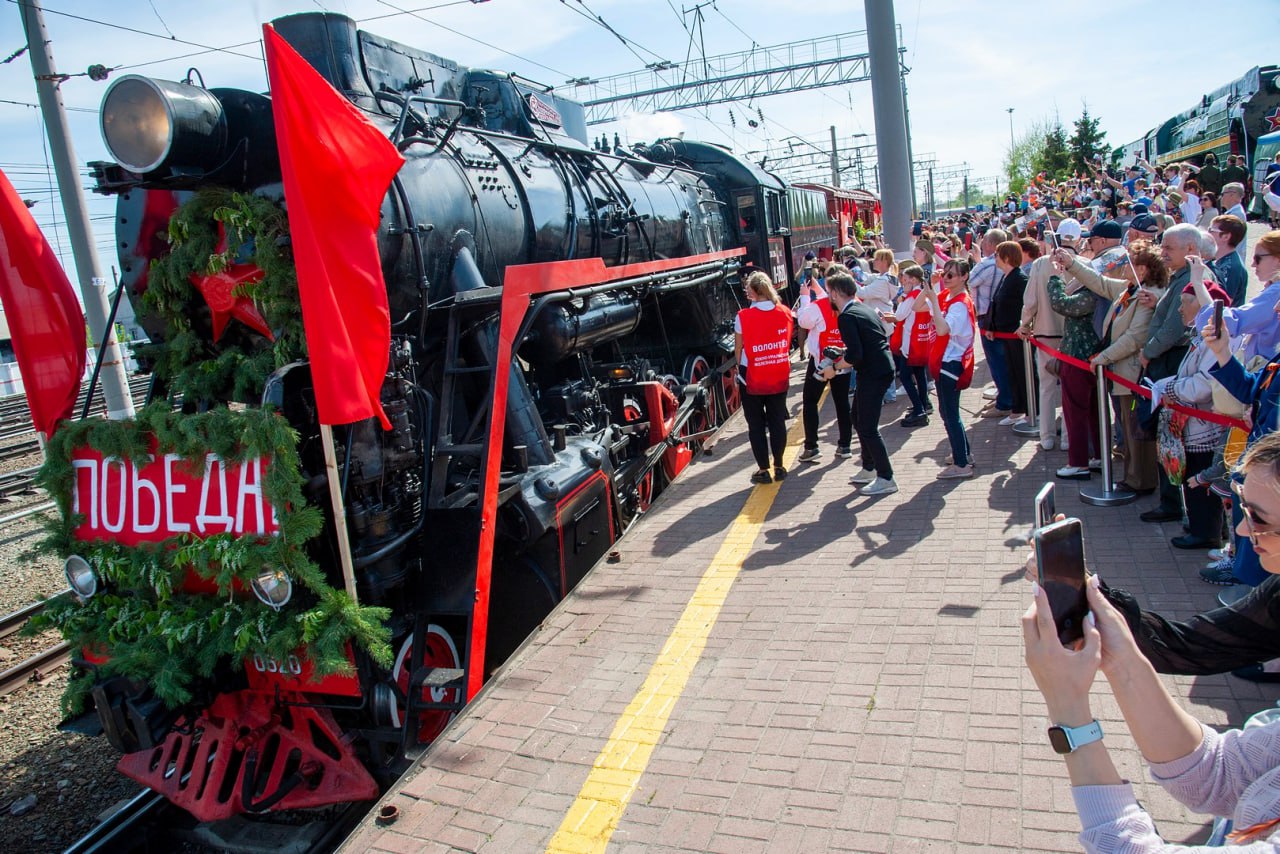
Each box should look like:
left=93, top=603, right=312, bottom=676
left=42, top=11, right=828, bottom=827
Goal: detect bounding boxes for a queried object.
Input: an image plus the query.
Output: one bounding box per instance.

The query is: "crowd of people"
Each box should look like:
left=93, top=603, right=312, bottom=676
left=731, top=152, right=1280, bottom=849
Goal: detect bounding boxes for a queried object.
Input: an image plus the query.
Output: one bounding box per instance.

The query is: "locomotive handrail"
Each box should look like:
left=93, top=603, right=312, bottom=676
left=372, top=90, right=468, bottom=151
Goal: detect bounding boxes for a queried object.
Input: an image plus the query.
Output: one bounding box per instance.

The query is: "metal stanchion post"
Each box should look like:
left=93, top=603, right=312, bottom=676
left=1012, top=336, right=1040, bottom=437
left=1080, top=363, right=1137, bottom=506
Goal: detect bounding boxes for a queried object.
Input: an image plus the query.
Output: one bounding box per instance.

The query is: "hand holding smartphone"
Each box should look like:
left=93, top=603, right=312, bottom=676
left=1034, top=518, right=1089, bottom=646
left=1212, top=298, right=1225, bottom=339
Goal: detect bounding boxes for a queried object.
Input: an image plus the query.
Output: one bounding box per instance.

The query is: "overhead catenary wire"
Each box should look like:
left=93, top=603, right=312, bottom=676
left=2, top=0, right=262, bottom=62
left=372, top=0, right=573, bottom=81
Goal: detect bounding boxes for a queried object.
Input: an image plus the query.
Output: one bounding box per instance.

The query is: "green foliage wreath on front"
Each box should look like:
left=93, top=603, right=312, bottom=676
left=33, top=191, right=392, bottom=715
left=137, top=188, right=308, bottom=404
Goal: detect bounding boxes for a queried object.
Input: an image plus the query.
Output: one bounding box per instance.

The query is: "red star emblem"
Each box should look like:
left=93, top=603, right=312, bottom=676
left=188, top=223, right=274, bottom=343
left=1267, top=107, right=1280, bottom=133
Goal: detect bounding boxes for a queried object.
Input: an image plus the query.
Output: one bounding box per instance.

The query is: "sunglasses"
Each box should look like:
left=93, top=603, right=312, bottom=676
left=1257, top=253, right=1275, bottom=264
left=1232, top=480, right=1280, bottom=546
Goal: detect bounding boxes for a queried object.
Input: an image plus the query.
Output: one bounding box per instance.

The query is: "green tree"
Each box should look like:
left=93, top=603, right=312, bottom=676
left=1069, top=105, right=1108, bottom=173
left=1004, top=118, right=1051, bottom=195
left=1035, top=121, right=1072, bottom=181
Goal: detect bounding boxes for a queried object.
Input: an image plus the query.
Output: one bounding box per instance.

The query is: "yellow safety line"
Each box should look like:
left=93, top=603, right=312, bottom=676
left=545, top=388, right=814, bottom=854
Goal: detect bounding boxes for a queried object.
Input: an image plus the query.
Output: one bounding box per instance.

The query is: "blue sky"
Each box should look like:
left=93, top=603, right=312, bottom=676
left=2, top=0, right=1277, bottom=282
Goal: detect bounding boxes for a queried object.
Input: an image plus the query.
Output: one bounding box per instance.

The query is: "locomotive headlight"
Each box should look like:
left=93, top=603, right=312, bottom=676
left=250, top=568, right=293, bottom=611
left=101, top=75, right=226, bottom=175
left=64, top=555, right=99, bottom=599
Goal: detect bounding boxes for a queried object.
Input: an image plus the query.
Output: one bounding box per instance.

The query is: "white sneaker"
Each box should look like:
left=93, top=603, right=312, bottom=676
left=998, top=414, right=1021, bottom=426
left=860, top=477, right=899, bottom=496
left=1039, top=437, right=1055, bottom=451
left=849, top=468, right=876, bottom=485
left=982, top=386, right=998, bottom=400
left=1088, top=458, right=1102, bottom=471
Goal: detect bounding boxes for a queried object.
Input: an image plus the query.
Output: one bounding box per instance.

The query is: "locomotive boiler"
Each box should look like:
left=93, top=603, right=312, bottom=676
left=43, top=11, right=812, bottom=830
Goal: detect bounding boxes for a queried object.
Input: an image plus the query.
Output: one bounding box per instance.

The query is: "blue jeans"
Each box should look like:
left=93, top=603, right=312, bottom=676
left=936, top=360, right=970, bottom=467
left=894, top=352, right=930, bottom=415
left=980, top=333, right=1013, bottom=411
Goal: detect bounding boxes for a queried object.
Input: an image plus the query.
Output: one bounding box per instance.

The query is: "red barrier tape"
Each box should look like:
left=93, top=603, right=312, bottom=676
left=986, top=330, right=1249, bottom=431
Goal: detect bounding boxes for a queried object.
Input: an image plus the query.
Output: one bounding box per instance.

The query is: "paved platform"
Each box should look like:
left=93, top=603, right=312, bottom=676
left=341, top=346, right=1280, bottom=854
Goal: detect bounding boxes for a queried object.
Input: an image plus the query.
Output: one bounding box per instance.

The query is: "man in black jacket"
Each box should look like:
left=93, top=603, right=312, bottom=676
left=822, top=267, right=898, bottom=496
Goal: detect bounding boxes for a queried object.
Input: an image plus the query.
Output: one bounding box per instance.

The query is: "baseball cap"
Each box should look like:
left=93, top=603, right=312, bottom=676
left=1083, top=220, right=1123, bottom=240
left=804, top=250, right=816, bottom=260
left=1128, top=214, right=1159, bottom=234
left=1054, top=218, right=1083, bottom=241
left=1130, top=203, right=1149, bottom=215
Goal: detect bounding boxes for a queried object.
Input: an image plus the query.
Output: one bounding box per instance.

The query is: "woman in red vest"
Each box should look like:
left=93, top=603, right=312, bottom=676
left=920, top=257, right=978, bottom=479
left=735, top=271, right=794, bottom=484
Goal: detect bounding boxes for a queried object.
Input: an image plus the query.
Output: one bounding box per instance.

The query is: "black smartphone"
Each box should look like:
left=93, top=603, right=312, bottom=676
left=1213, top=298, right=1224, bottom=338
left=1034, top=483, right=1056, bottom=529
left=1034, top=518, right=1089, bottom=646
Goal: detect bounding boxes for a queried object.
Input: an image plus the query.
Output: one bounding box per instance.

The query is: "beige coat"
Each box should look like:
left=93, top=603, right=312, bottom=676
left=1062, top=256, right=1154, bottom=395
left=1018, top=255, right=1066, bottom=338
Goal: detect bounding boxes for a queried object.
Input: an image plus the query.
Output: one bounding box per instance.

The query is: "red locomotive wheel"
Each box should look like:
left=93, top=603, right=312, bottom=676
left=720, top=364, right=741, bottom=419
left=636, top=468, right=654, bottom=512
left=390, top=624, right=462, bottom=744
left=682, top=355, right=714, bottom=431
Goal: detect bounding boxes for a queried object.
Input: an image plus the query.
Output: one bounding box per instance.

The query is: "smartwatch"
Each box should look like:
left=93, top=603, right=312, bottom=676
left=1048, top=720, right=1104, bottom=754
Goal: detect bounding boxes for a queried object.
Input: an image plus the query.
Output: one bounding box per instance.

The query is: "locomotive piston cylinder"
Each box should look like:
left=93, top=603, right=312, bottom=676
left=520, top=294, right=641, bottom=365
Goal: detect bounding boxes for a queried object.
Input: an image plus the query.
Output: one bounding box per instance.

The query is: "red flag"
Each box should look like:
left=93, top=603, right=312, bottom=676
left=0, top=168, right=86, bottom=436
left=263, top=24, right=403, bottom=428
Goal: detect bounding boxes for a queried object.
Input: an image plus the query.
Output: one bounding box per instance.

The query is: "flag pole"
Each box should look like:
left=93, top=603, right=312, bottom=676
left=320, top=424, right=360, bottom=604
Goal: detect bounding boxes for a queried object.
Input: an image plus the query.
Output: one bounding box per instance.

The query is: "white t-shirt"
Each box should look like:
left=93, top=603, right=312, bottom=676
left=942, top=300, right=974, bottom=363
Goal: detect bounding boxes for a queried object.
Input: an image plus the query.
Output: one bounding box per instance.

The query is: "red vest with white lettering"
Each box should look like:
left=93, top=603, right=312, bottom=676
left=738, top=305, right=793, bottom=395
left=928, top=290, right=977, bottom=389
left=814, top=296, right=844, bottom=352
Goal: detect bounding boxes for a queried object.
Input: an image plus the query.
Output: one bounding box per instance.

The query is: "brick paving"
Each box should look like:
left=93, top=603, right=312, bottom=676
left=342, top=359, right=1279, bottom=853
left=344, top=230, right=1279, bottom=854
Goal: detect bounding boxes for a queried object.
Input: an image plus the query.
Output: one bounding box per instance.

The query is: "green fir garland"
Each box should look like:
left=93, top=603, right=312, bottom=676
left=138, top=189, right=308, bottom=404
left=32, top=190, right=393, bottom=715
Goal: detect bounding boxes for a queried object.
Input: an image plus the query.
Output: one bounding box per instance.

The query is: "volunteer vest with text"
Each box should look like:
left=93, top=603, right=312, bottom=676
left=814, top=296, right=844, bottom=352
left=739, top=305, right=793, bottom=395
left=928, top=290, right=976, bottom=389
left=890, top=288, right=936, bottom=367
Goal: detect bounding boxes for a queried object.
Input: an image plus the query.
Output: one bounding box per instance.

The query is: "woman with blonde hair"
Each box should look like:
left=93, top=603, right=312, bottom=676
left=734, top=271, right=792, bottom=484
left=912, top=238, right=936, bottom=282
left=1023, top=434, right=1280, bottom=851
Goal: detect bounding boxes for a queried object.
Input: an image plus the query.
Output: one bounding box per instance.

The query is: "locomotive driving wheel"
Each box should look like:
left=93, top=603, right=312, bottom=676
left=682, top=355, right=715, bottom=430
left=719, top=364, right=742, bottom=421
left=390, top=623, right=462, bottom=745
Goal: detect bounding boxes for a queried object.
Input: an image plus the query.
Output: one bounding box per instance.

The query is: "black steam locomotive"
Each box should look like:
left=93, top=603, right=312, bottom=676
left=51, top=11, right=833, bottom=826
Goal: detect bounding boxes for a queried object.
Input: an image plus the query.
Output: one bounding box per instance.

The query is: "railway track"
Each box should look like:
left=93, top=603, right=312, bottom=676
left=64, top=791, right=369, bottom=854
left=0, top=374, right=152, bottom=442
left=0, top=464, right=41, bottom=498
left=0, top=593, right=71, bottom=696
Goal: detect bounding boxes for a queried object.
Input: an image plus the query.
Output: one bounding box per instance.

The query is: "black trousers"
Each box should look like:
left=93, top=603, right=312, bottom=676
left=1183, top=449, right=1224, bottom=542
left=852, top=371, right=894, bottom=479
left=802, top=358, right=852, bottom=450
left=741, top=390, right=788, bottom=470
left=1001, top=337, right=1039, bottom=417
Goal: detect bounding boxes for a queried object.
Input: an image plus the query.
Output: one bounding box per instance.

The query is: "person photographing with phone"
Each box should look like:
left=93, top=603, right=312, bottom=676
left=1024, top=432, right=1280, bottom=850
left=795, top=256, right=853, bottom=464
left=919, top=258, right=977, bottom=479
left=821, top=267, right=898, bottom=496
